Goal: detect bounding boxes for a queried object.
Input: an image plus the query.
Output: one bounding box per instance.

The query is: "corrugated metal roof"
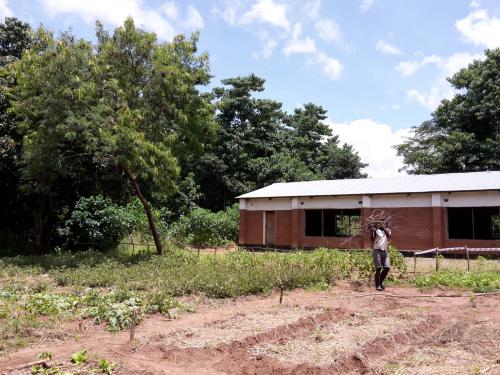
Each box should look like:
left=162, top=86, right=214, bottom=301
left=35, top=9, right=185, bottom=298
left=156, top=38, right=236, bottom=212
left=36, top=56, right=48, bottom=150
left=236, top=171, right=500, bottom=199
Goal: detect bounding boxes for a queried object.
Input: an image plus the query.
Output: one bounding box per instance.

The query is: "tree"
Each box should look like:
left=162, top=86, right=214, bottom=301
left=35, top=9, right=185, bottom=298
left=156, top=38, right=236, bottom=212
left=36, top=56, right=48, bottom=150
left=287, top=103, right=332, bottom=167
left=288, top=103, right=367, bottom=179
left=397, top=48, right=500, bottom=174
left=0, top=17, right=33, bottom=252
left=87, top=19, right=215, bottom=254
left=315, top=139, right=367, bottom=179
left=9, top=19, right=215, bottom=254
left=9, top=28, right=97, bottom=254
left=195, top=74, right=286, bottom=210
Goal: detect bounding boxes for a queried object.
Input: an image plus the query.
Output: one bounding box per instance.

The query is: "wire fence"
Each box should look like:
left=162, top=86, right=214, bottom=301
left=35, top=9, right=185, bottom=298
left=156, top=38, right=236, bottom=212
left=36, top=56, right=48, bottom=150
left=411, top=245, right=500, bottom=274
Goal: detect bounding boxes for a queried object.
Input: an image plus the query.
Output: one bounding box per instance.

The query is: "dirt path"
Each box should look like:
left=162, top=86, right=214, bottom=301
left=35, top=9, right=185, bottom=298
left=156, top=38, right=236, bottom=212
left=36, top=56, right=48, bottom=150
left=1, top=282, right=499, bottom=374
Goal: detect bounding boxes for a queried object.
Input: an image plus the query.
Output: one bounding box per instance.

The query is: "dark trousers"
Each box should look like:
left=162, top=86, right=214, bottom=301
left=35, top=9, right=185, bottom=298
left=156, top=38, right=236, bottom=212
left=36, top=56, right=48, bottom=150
left=373, top=249, right=390, bottom=287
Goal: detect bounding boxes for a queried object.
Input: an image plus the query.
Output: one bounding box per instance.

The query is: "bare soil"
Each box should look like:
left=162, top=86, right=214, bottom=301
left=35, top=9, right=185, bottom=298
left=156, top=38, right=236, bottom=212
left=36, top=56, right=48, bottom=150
left=1, top=282, right=499, bottom=375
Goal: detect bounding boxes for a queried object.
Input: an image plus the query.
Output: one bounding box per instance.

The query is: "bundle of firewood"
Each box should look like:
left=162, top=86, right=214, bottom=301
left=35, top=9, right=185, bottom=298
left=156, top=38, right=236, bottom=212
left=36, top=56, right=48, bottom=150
left=360, top=209, right=395, bottom=234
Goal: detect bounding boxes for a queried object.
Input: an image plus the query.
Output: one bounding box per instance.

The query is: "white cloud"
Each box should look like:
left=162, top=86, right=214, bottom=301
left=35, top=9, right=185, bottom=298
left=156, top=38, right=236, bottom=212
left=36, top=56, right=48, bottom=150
left=392, top=104, right=400, bottom=111
left=161, top=1, right=178, bottom=19
left=213, top=0, right=243, bottom=26
left=359, top=0, right=375, bottom=13
left=401, top=52, right=484, bottom=110
left=456, top=8, right=500, bottom=48
left=185, top=5, right=204, bottom=30
left=253, top=30, right=278, bottom=60
left=327, top=118, right=411, bottom=177
left=240, top=0, right=290, bottom=30
left=283, top=23, right=316, bottom=56
left=0, top=0, right=13, bottom=18
left=39, top=0, right=175, bottom=39
left=470, top=0, right=481, bottom=8
left=315, top=19, right=342, bottom=44
left=302, top=0, right=321, bottom=20
left=315, top=52, right=343, bottom=80
left=375, top=40, right=401, bottom=55
left=396, top=55, right=442, bottom=77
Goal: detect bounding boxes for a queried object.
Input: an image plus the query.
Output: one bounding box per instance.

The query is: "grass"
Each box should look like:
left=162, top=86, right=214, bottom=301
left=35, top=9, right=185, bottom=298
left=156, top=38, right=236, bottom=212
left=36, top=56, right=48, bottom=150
left=0, top=246, right=498, bottom=356
left=407, top=256, right=500, bottom=274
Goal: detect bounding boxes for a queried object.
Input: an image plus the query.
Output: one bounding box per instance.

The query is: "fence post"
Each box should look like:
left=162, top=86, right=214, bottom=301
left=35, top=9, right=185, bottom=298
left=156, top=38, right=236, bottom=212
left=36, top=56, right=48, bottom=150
left=132, top=242, right=135, bottom=254
left=413, top=252, right=417, bottom=276
left=435, top=248, right=440, bottom=271
left=465, top=244, right=470, bottom=272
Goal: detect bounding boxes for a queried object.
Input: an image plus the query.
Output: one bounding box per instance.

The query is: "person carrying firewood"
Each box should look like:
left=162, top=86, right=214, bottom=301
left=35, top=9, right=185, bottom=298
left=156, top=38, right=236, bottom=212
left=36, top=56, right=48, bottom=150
left=372, top=224, right=391, bottom=291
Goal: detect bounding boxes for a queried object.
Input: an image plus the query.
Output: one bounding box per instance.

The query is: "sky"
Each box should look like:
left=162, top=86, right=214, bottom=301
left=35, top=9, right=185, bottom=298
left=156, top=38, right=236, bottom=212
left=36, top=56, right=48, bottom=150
left=3, top=0, right=500, bottom=177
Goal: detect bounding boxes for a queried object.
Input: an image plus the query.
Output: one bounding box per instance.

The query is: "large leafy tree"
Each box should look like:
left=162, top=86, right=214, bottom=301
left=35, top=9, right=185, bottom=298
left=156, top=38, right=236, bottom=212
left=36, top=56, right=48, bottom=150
left=195, top=77, right=368, bottom=211
left=194, top=74, right=287, bottom=210
left=9, top=29, right=99, bottom=254
left=10, top=19, right=214, bottom=254
left=0, top=18, right=33, bottom=252
left=397, top=48, right=500, bottom=174
left=88, top=19, right=214, bottom=254
left=287, top=103, right=332, bottom=166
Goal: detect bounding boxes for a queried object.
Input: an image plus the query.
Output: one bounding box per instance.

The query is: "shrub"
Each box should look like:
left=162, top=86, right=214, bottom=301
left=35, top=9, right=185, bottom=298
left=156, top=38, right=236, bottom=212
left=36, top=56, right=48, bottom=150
left=169, top=204, right=239, bottom=246
left=414, top=270, right=500, bottom=292
left=58, top=195, right=135, bottom=251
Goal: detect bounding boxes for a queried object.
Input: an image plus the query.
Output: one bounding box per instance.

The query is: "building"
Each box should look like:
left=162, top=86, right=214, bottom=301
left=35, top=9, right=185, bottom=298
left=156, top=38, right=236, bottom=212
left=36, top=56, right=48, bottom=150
left=237, top=171, right=500, bottom=251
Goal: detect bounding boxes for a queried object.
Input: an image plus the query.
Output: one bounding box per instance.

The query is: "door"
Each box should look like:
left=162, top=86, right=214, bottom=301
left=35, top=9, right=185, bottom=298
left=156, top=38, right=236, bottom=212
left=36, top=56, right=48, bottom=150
left=265, top=211, right=276, bottom=246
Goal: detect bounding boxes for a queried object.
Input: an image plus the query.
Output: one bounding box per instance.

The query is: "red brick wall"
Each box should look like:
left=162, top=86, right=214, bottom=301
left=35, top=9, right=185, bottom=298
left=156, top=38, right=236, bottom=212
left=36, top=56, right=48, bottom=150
left=239, top=210, right=263, bottom=245
left=275, top=210, right=291, bottom=246
left=239, top=206, right=500, bottom=250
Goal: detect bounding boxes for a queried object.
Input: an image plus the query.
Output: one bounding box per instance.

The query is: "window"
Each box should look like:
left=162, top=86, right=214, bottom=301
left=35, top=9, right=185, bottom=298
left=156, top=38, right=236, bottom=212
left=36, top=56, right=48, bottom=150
left=305, top=210, right=322, bottom=236
left=305, top=209, right=361, bottom=237
left=448, top=207, right=500, bottom=240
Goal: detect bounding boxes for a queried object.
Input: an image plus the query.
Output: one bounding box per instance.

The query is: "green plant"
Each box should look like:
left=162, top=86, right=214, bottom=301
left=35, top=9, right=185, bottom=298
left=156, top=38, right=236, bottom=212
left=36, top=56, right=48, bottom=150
left=414, top=270, right=500, bottom=292
left=98, top=358, right=116, bottom=374
left=37, top=351, right=54, bottom=360
left=145, top=291, right=179, bottom=315
left=71, top=350, right=88, bottom=365
left=57, top=195, right=136, bottom=252
left=31, top=365, right=60, bottom=375
left=169, top=204, right=239, bottom=247
left=24, top=293, right=78, bottom=315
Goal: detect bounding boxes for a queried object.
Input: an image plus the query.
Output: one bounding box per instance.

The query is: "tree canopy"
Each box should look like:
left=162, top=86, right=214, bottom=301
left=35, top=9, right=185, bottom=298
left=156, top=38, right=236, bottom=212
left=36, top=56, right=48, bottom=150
left=0, top=17, right=367, bottom=254
left=397, top=48, right=500, bottom=174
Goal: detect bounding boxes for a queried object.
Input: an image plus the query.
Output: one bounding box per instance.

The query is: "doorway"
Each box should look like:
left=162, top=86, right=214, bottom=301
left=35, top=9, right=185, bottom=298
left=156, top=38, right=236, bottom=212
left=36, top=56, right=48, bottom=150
left=265, top=211, right=276, bottom=246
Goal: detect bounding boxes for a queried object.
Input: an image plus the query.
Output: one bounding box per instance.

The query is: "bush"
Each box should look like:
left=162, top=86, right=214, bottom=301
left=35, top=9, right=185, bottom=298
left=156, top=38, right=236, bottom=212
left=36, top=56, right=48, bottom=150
left=169, top=204, right=239, bottom=246
left=414, top=270, right=500, bottom=292
left=125, top=198, right=168, bottom=240
left=58, top=195, right=135, bottom=251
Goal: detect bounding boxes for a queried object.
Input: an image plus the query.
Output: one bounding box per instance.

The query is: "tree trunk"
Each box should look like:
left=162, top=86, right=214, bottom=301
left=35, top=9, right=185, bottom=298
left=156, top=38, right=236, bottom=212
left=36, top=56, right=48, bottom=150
left=33, top=210, right=45, bottom=256
left=127, top=172, right=163, bottom=255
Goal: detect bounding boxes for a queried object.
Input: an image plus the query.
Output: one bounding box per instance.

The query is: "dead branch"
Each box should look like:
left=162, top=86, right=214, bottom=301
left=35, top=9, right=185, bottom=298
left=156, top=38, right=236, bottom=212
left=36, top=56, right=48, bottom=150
left=341, top=209, right=397, bottom=247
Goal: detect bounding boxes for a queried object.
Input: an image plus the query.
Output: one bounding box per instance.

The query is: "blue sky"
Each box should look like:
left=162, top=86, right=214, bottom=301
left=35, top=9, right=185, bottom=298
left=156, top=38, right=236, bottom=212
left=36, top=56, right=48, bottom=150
left=3, top=0, right=500, bottom=177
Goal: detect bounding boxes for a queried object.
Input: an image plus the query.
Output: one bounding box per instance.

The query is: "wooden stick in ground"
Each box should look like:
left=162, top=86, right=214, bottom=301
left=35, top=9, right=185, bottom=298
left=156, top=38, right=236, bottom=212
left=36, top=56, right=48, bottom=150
left=413, top=252, right=417, bottom=276
left=279, top=285, right=284, bottom=304
left=130, top=308, right=138, bottom=342
left=435, top=248, right=440, bottom=271
left=6, top=360, right=48, bottom=372
left=465, top=244, right=470, bottom=271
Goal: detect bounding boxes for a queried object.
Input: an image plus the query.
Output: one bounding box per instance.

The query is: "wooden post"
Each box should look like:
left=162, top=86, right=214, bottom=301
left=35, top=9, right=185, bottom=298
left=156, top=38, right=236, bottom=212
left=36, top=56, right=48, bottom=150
left=130, top=308, right=138, bottom=342
left=413, top=252, right=417, bottom=276
left=132, top=242, right=135, bottom=254
left=279, top=285, right=284, bottom=304
left=435, top=248, right=440, bottom=272
left=465, top=244, right=470, bottom=272
left=197, top=246, right=200, bottom=257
